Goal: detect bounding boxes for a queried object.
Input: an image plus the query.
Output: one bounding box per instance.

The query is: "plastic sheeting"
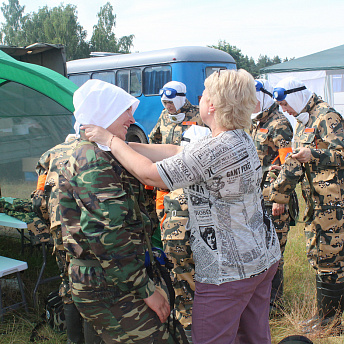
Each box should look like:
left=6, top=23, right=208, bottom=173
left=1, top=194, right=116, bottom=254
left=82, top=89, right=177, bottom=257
left=0, top=50, right=78, bottom=181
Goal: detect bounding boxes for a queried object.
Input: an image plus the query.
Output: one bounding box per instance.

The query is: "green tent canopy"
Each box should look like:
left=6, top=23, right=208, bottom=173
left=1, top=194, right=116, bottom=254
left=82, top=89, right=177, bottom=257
left=0, top=50, right=78, bottom=179
left=260, top=45, right=344, bottom=74
left=0, top=50, right=77, bottom=117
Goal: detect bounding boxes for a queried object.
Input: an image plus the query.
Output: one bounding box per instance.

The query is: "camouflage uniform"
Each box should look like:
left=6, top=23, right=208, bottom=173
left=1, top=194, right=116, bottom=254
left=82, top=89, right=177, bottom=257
left=59, top=140, right=175, bottom=344
left=149, top=99, right=202, bottom=330
left=251, top=102, right=293, bottom=308
left=33, top=137, right=79, bottom=303
left=270, top=94, right=344, bottom=284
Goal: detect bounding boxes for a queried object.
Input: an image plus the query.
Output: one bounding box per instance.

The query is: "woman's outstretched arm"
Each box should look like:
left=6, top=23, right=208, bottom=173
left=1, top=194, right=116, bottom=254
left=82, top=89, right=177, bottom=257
left=81, top=124, right=178, bottom=188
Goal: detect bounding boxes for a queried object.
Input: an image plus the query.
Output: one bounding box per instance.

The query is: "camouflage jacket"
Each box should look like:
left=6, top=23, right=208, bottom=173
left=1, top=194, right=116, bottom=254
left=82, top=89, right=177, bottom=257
left=149, top=99, right=202, bottom=144
left=149, top=99, right=202, bottom=224
left=59, top=140, right=155, bottom=299
left=271, top=94, right=344, bottom=209
left=34, top=137, right=79, bottom=229
left=251, top=103, right=293, bottom=201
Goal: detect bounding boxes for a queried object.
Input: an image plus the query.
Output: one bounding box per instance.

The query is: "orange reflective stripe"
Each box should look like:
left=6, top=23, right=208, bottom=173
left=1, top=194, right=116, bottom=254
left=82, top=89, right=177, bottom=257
left=36, top=174, right=47, bottom=191
left=144, top=184, right=154, bottom=190
left=259, top=128, right=268, bottom=133
left=278, top=147, right=293, bottom=164
left=156, top=190, right=169, bottom=210
left=182, top=121, right=197, bottom=126
left=304, top=127, right=315, bottom=133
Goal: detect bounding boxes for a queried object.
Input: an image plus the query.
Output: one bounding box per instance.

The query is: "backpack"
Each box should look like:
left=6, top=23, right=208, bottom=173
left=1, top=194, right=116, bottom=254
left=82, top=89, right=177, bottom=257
left=30, top=290, right=66, bottom=342
left=44, top=290, right=66, bottom=332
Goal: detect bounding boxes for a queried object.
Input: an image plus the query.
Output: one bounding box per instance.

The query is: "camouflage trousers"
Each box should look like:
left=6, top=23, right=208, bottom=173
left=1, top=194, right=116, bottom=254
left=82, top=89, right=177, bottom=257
left=70, top=266, right=175, bottom=343
left=304, top=206, right=344, bottom=284
left=266, top=204, right=290, bottom=304
left=162, top=230, right=195, bottom=331
left=51, top=225, right=72, bottom=303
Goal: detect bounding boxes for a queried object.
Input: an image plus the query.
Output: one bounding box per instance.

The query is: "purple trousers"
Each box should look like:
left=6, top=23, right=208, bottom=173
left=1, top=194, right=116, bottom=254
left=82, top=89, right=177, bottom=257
left=192, top=262, right=279, bottom=344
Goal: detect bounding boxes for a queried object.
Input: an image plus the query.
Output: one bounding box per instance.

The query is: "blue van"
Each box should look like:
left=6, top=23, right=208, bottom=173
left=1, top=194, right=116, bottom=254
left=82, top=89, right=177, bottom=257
left=67, top=46, right=236, bottom=142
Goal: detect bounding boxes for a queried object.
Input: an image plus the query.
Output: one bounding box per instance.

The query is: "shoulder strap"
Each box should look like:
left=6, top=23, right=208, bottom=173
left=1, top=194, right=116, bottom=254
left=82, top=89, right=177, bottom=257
left=288, top=163, right=314, bottom=224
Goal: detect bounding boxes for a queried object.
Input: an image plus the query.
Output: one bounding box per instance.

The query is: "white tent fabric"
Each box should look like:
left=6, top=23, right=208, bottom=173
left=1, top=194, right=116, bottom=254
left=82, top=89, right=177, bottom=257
left=265, top=70, right=344, bottom=132
left=267, top=71, right=326, bottom=101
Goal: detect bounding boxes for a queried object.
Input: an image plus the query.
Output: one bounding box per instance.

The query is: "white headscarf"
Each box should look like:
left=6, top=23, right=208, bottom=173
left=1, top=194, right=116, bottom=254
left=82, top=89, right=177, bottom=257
left=274, top=77, right=312, bottom=115
left=160, top=81, right=187, bottom=122
left=73, top=79, right=139, bottom=150
left=252, top=79, right=275, bottom=119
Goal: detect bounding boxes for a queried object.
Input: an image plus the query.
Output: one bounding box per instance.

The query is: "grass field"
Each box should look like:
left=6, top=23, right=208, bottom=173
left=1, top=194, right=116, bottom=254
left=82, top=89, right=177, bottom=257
left=1, top=180, right=344, bottom=343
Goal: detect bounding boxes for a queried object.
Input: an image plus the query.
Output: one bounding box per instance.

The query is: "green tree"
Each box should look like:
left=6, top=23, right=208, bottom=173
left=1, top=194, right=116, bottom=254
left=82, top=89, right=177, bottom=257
left=0, top=0, right=25, bottom=45
left=21, top=4, right=89, bottom=60
left=90, top=2, right=134, bottom=54
left=210, top=40, right=257, bottom=76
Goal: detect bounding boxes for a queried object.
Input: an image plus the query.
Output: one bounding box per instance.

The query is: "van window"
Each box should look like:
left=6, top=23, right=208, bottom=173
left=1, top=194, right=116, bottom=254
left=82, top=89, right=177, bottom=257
left=143, top=66, right=171, bottom=95
left=117, top=69, right=141, bottom=96
left=130, top=69, right=142, bottom=97
left=92, top=71, right=116, bottom=84
left=117, top=70, right=129, bottom=92
left=205, top=67, right=227, bottom=78
left=69, top=74, right=90, bottom=87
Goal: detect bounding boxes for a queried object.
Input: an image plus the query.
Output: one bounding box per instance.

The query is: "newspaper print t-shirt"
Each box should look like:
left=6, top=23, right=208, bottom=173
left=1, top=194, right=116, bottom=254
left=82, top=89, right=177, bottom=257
left=156, top=129, right=281, bottom=285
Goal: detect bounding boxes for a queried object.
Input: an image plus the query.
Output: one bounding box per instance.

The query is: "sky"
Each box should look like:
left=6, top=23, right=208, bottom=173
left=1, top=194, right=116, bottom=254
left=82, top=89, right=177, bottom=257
left=1, top=0, right=344, bottom=61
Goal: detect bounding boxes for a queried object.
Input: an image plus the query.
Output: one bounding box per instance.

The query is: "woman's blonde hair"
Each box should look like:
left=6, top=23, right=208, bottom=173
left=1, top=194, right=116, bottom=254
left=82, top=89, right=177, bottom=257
left=204, top=69, right=256, bottom=130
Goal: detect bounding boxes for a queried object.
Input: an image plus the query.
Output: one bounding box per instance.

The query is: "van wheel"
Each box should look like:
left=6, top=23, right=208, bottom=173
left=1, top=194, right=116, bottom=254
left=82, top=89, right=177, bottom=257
left=126, top=126, right=148, bottom=143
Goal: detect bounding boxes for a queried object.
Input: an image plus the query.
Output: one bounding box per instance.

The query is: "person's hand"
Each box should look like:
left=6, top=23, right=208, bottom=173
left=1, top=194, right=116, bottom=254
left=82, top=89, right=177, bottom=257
left=81, top=124, right=113, bottom=146
left=144, top=290, right=170, bottom=323
left=272, top=202, right=285, bottom=216
left=269, top=165, right=282, bottom=171
left=291, top=147, right=312, bottom=163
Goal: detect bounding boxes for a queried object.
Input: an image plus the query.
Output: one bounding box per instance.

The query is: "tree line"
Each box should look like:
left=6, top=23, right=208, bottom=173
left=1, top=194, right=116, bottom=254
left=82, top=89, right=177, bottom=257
left=0, top=0, right=134, bottom=61
left=0, top=0, right=290, bottom=75
left=210, top=41, right=291, bottom=77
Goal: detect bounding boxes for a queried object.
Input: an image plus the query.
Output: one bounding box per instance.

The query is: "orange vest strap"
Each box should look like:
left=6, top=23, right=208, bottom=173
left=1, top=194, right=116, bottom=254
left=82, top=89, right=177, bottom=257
left=278, top=147, right=293, bottom=164
left=160, top=213, right=167, bottom=229
left=182, top=121, right=197, bottom=126
left=156, top=190, right=169, bottom=210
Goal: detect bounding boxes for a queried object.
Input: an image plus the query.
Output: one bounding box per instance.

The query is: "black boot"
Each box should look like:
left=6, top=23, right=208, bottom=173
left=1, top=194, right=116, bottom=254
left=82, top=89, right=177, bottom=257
left=270, top=266, right=284, bottom=316
left=302, top=276, right=344, bottom=334
left=83, top=319, right=104, bottom=344
left=63, top=303, right=84, bottom=344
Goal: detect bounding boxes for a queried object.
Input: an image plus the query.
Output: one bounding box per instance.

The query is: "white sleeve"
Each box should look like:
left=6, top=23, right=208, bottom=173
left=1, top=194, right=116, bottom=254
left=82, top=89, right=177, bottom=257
left=156, top=142, right=204, bottom=190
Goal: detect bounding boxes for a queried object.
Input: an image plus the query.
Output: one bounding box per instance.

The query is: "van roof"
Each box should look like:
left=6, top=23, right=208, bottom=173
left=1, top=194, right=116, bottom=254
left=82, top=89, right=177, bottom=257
left=67, top=46, right=236, bottom=73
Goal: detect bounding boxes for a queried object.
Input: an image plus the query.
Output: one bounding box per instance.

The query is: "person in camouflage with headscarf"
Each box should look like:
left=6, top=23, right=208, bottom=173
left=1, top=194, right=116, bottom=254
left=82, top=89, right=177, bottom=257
left=149, top=81, right=203, bottom=342
left=32, top=135, right=103, bottom=344
left=59, top=80, right=176, bottom=344
left=250, top=79, right=293, bottom=315
left=270, top=77, right=344, bottom=334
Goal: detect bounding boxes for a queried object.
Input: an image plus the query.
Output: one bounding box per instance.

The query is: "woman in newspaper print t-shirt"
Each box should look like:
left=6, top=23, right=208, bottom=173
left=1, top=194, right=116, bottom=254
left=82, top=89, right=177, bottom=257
left=82, top=69, right=281, bottom=344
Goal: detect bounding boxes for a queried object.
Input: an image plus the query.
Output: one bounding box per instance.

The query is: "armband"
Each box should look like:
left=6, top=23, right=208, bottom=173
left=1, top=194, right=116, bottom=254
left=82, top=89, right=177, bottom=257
left=37, top=174, right=47, bottom=191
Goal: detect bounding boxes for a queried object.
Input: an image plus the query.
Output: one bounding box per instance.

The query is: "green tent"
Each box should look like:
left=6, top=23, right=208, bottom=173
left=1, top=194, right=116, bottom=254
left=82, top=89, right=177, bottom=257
left=260, top=44, right=344, bottom=74
left=0, top=50, right=78, bottom=180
